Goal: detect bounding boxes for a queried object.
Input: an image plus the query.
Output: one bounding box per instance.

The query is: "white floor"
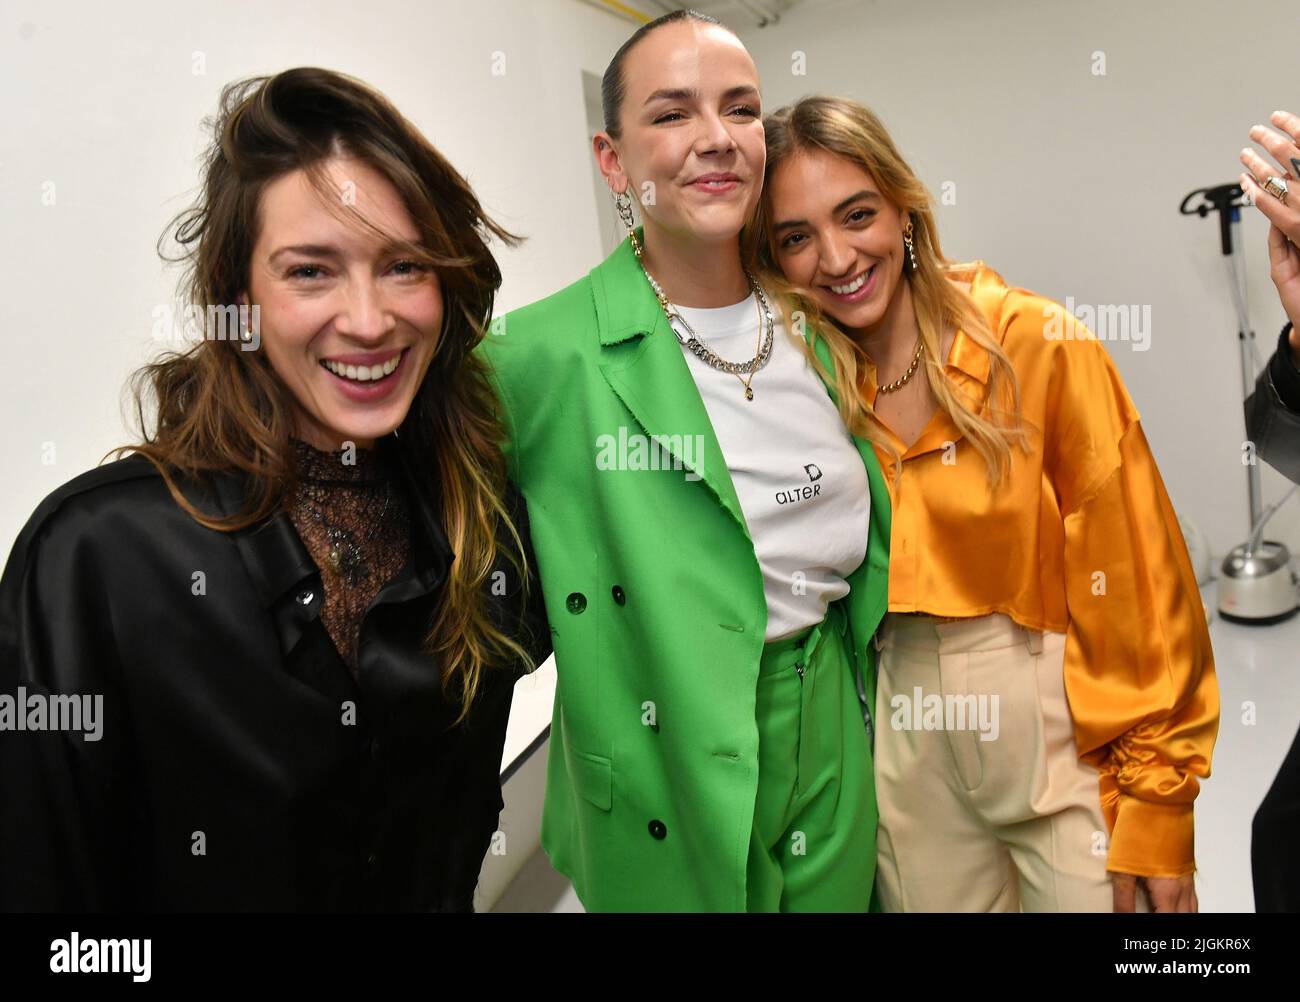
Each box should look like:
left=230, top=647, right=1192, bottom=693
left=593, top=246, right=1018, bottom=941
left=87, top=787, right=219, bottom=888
left=1195, top=577, right=1300, bottom=912
left=494, top=576, right=1300, bottom=913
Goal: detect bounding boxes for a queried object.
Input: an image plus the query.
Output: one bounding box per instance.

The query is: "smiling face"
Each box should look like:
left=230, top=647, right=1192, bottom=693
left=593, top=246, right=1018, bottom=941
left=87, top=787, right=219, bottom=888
left=595, top=20, right=765, bottom=247
left=242, top=155, right=442, bottom=452
left=768, top=147, right=910, bottom=334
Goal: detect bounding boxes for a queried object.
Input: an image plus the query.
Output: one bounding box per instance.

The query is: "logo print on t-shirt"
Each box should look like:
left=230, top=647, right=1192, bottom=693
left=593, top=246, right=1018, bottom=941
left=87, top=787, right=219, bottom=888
left=776, top=461, right=825, bottom=506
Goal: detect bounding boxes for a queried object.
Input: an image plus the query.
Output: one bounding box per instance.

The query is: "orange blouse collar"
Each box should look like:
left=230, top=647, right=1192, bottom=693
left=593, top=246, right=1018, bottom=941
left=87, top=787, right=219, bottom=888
left=857, top=260, right=1008, bottom=392
left=855, top=261, right=1012, bottom=460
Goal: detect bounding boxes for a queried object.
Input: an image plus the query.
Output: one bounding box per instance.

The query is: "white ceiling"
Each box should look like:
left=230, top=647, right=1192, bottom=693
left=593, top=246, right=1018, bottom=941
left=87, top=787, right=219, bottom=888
left=582, top=0, right=817, bottom=29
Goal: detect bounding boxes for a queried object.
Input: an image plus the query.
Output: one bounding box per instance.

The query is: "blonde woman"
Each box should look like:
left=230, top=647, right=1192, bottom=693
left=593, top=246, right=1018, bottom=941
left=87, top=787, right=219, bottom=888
left=746, top=96, right=1219, bottom=912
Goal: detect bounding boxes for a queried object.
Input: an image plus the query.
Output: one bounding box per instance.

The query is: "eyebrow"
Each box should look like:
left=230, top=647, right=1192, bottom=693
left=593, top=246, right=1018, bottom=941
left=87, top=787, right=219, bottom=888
left=771, top=189, right=880, bottom=232
left=643, top=85, right=760, bottom=106
left=269, top=244, right=342, bottom=264
left=268, top=241, right=418, bottom=264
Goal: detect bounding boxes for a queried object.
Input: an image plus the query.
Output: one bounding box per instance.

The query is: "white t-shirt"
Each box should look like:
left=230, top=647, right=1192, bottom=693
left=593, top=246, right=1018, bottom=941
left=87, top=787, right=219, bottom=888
left=670, top=292, right=871, bottom=642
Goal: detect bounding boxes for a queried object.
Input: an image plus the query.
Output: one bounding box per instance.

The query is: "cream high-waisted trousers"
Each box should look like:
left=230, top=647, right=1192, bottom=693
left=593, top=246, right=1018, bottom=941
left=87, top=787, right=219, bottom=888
left=873, top=610, right=1115, bottom=912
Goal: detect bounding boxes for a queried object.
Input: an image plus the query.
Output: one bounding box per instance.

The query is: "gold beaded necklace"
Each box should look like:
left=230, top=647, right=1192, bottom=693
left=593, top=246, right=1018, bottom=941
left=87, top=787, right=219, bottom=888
left=876, top=337, right=925, bottom=394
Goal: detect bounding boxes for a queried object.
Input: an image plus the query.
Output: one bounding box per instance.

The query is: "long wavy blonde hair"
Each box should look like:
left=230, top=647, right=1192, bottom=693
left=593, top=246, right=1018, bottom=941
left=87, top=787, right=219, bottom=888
left=109, top=67, right=538, bottom=725
left=744, top=95, right=1033, bottom=489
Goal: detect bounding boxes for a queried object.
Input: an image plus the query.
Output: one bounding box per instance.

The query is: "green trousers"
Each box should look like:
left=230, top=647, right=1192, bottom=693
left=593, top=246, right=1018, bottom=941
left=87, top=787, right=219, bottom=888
left=745, top=599, right=878, bottom=911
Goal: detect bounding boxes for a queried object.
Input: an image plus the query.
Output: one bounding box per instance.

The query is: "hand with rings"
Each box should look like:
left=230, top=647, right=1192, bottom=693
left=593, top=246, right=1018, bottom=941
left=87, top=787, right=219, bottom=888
left=1240, top=110, right=1300, bottom=345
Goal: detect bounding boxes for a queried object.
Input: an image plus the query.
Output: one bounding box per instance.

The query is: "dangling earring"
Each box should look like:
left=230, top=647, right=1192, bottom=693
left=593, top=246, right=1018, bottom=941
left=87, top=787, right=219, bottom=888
left=903, top=221, right=918, bottom=273
left=612, top=187, right=643, bottom=258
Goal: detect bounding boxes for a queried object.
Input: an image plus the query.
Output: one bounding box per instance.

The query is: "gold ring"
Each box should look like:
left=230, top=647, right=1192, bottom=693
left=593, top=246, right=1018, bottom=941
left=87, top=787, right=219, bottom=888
left=1263, top=175, right=1290, bottom=205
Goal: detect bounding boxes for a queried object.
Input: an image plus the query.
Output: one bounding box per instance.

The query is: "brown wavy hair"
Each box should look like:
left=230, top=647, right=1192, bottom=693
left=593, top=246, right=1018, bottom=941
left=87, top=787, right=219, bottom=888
left=108, top=66, right=537, bottom=723
left=744, top=95, right=1034, bottom=489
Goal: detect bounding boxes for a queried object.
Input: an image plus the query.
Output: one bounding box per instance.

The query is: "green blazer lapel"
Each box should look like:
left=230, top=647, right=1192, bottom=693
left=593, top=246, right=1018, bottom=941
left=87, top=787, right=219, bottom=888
left=591, top=228, right=749, bottom=539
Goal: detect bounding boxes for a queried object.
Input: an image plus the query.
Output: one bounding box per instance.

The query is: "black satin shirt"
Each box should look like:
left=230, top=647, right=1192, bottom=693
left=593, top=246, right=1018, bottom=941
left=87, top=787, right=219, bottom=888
left=0, top=438, right=551, bottom=912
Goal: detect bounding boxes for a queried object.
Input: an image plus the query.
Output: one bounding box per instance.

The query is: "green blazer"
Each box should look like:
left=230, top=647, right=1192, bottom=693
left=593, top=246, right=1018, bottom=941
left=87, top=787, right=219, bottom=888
left=478, top=227, right=892, bottom=911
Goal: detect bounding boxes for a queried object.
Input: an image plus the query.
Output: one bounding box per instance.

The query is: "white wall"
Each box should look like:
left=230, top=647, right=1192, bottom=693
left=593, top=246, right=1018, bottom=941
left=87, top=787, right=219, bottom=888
left=728, top=0, right=1300, bottom=561
left=5, top=0, right=1293, bottom=565
left=0, top=0, right=631, bottom=556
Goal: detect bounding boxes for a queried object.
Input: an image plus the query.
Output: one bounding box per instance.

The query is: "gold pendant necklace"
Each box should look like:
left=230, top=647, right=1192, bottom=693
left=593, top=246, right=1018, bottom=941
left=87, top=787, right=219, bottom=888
left=632, top=231, right=773, bottom=400
left=739, top=293, right=765, bottom=400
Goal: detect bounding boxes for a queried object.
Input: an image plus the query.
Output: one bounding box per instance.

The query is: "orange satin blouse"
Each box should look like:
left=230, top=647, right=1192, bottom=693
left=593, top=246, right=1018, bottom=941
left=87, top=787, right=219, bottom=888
left=860, top=261, right=1219, bottom=879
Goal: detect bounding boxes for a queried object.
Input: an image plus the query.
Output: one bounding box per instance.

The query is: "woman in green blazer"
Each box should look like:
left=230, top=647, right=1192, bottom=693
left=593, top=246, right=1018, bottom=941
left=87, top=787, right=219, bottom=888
left=478, top=10, right=890, bottom=911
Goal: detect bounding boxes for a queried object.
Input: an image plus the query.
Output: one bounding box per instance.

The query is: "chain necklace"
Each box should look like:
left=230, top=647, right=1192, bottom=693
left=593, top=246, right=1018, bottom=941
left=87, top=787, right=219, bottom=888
left=621, top=218, right=775, bottom=400
left=876, top=336, right=925, bottom=394
left=640, top=265, right=774, bottom=401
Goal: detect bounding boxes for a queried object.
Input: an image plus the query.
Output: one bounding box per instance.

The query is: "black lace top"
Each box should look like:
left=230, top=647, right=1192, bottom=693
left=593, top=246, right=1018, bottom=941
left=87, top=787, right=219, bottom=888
left=285, top=437, right=412, bottom=679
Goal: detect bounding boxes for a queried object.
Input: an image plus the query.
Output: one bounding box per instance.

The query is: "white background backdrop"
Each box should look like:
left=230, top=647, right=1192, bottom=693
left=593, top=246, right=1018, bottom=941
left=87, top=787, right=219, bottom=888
left=2, top=0, right=1297, bottom=562
left=3, top=0, right=1297, bottom=912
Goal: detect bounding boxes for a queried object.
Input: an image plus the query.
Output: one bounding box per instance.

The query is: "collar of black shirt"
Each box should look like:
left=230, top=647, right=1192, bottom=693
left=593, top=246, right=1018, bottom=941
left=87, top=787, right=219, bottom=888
left=204, top=434, right=455, bottom=614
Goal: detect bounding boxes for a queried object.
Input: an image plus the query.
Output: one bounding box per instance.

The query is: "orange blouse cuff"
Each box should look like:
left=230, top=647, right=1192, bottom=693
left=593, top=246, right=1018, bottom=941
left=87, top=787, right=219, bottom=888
left=1103, top=789, right=1197, bottom=878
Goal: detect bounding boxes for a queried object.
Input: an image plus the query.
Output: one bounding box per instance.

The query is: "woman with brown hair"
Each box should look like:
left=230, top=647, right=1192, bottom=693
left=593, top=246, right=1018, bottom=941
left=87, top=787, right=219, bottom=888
left=0, top=67, right=549, bottom=911
left=747, top=95, right=1219, bottom=912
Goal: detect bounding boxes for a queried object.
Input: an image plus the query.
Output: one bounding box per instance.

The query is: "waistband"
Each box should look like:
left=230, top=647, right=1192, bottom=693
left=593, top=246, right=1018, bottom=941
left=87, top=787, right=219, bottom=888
left=877, top=610, right=1055, bottom=654
left=759, top=601, right=847, bottom=678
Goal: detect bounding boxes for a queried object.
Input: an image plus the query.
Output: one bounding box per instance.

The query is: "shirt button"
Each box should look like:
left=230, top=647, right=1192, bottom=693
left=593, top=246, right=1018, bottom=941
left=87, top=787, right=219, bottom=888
left=611, top=585, right=626, bottom=606
left=295, top=589, right=315, bottom=606
left=648, top=819, right=667, bottom=840
left=566, top=592, right=587, bottom=614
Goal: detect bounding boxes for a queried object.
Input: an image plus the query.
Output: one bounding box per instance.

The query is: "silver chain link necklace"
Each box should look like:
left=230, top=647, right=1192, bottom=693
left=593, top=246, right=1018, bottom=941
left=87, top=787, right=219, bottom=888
left=640, top=265, right=775, bottom=401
